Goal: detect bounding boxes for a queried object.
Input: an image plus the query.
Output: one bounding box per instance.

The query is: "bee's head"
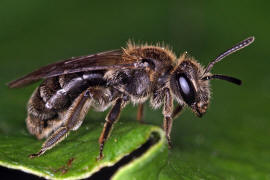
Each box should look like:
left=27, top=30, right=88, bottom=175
left=170, top=36, right=255, bottom=117
left=170, top=59, right=210, bottom=117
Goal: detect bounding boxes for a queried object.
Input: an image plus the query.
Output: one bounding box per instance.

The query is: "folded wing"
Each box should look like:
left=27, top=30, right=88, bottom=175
left=8, top=49, right=138, bottom=88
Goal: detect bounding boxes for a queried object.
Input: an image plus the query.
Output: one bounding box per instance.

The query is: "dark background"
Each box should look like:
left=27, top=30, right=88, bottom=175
left=0, top=1, right=269, bottom=179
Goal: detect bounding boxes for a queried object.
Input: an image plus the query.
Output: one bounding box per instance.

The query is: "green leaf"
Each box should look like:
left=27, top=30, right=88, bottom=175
left=0, top=87, right=168, bottom=179
left=0, top=118, right=168, bottom=179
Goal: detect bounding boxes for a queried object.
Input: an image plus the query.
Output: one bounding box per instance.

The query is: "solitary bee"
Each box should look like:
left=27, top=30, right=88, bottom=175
left=8, top=37, right=254, bottom=160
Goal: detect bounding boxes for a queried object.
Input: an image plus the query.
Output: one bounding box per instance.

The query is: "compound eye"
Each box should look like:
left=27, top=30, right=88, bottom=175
left=178, top=74, right=195, bottom=105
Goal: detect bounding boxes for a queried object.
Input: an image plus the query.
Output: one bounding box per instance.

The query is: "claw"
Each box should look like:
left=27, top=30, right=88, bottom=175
left=29, top=153, right=40, bottom=159
left=166, top=136, right=173, bottom=149
left=96, top=153, right=104, bottom=161
left=29, top=149, right=44, bottom=158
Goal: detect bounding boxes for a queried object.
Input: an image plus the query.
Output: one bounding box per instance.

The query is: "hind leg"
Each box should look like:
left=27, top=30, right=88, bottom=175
left=29, top=89, right=92, bottom=158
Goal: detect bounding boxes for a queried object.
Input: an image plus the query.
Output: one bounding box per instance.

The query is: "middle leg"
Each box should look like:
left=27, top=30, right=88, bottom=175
left=98, top=97, right=126, bottom=160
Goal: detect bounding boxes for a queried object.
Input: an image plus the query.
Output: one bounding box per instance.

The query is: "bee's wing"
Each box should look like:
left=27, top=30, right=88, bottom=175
left=8, top=49, right=137, bottom=88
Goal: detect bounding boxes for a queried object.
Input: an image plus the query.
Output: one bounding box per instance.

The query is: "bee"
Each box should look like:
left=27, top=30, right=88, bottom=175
left=8, top=37, right=254, bottom=160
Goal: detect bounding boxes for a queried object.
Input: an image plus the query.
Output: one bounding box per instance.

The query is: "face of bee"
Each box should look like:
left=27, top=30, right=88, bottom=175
left=170, top=59, right=210, bottom=117
left=169, top=37, right=255, bottom=117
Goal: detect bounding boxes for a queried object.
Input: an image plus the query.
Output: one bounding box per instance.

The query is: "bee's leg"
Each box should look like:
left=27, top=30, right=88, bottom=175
left=29, top=89, right=92, bottom=158
left=162, top=88, right=173, bottom=148
left=97, top=97, right=126, bottom=160
left=136, top=103, right=144, bottom=123
left=29, top=127, right=69, bottom=158
left=172, top=105, right=183, bottom=119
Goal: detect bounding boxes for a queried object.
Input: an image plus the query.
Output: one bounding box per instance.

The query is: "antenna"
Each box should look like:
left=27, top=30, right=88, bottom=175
left=202, top=74, right=242, bottom=85
left=204, top=36, right=255, bottom=75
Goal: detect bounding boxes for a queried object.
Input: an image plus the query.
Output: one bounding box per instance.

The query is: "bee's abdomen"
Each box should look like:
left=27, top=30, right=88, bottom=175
left=43, top=72, right=106, bottom=111
left=28, top=87, right=58, bottom=121
left=27, top=72, right=107, bottom=139
left=30, top=72, right=106, bottom=118
left=27, top=86, right=59, bottom=138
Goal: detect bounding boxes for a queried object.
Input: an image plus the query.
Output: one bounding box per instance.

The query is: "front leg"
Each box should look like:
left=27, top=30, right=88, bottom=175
left=162, top=88, right=174, bottom=148
left=97, top=97, right=126, bottom=160
left=136, top=103, right=144, bottom=123
left=172, top=105, right=183, bottom=119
